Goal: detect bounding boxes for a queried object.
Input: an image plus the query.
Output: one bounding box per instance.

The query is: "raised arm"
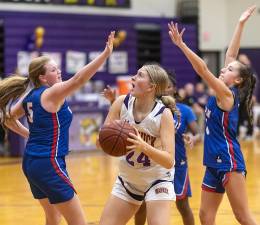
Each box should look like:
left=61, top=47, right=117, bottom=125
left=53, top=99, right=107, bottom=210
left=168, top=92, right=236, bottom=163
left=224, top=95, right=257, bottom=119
left=43, top=31, right=115, bottom=111
left=225, top=6, right=256, bottom=66
left=168, top=22, right=233, bottom=111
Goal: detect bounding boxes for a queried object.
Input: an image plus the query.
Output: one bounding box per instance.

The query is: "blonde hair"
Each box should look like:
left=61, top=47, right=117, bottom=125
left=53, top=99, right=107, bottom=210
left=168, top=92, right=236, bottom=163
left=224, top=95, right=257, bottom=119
left=0, top=56, right=50, bottom=123
left=142, top=64, right=180, bottom=119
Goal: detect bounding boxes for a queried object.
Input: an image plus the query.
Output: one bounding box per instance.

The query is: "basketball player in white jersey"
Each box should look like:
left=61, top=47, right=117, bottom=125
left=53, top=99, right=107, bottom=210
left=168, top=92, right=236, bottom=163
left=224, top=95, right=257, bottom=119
left=98, top=64, right=178, bottom=225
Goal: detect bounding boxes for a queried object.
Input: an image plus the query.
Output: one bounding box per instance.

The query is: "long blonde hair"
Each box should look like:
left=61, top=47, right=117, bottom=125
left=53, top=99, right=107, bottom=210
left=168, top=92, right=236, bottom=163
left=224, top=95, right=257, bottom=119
left=142, top=64, right=180, bottom=119
left=0, top=56, right=50, bottom=123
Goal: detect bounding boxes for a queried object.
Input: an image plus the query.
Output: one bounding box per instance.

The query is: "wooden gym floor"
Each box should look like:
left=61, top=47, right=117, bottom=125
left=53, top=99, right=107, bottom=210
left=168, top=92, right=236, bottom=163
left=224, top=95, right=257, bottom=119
left=0, top=140, right=260, bottom=225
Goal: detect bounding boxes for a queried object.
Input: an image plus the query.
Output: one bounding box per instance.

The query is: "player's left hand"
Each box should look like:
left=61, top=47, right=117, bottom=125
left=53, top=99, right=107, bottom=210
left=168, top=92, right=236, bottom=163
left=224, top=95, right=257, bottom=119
left=104, top=31, right=115, bottom=57
left=239, top=5, right=256, bottom=24
left=126, top=127, right=147, bottom=153
left=168, top=22, right=186, bottom=48
left=183, top=133, right=194, bottom=149
left=101, top=85, right=116, bottom=104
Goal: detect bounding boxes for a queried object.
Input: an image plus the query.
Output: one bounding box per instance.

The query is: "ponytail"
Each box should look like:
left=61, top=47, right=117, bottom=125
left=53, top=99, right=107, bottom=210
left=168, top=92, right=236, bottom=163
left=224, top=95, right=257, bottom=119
left=160, top=95, right=180, bottom=122
left=142, top=64, right=180, bottom=121
left=237, top=63, right=256, bottom=127
left=0, top=75, right=30, bottom=123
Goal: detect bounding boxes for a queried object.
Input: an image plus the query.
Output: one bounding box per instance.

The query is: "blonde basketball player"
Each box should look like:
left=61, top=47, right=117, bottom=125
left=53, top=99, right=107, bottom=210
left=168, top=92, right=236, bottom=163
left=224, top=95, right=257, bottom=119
left=98, top=64, right=178, bottom=225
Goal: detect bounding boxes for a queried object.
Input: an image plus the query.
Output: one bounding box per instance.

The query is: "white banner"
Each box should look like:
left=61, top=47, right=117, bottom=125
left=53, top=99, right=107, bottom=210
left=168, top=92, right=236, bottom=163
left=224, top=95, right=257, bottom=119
left=42, top=52, right=62, bottom=68
left=108, top=51, right=128, bottom=74
left=17, top=51, right=40, bottom=75
left=66, top=50, right=87, bottom=74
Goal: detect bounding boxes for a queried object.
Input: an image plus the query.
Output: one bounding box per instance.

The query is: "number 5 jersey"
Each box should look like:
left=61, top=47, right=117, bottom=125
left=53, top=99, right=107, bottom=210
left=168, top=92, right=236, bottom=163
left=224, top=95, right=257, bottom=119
left=22, top=86, right=73, bottom=157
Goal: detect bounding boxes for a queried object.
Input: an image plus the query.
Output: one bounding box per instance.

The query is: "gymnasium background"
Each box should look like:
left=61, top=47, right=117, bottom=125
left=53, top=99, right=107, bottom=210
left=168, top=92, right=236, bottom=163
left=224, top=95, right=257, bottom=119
left=0, top=0, right=259, bottom=156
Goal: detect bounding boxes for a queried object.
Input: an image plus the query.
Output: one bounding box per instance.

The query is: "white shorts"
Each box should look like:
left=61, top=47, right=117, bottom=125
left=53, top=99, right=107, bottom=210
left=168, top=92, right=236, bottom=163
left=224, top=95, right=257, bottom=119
left=111, top=176, right=176, bottom=205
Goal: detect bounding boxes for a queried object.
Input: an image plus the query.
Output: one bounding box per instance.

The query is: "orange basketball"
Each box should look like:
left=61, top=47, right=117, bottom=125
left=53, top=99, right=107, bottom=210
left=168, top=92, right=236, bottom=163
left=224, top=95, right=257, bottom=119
left=98, top=120, right=136, bottom=157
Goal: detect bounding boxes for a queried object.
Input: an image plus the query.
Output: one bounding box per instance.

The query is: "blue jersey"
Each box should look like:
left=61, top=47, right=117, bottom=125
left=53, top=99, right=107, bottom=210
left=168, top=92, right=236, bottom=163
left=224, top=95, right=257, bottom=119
left=203, top=87, right=245, bottom=171
left=174, top=103, right=196, bottom=167
left=22, top=86, right=73, bottom=157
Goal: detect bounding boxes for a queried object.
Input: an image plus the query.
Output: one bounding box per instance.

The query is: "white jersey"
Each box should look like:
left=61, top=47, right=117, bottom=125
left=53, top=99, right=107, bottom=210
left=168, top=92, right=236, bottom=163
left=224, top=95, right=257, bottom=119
left=119, top=94, right=174, bottom=191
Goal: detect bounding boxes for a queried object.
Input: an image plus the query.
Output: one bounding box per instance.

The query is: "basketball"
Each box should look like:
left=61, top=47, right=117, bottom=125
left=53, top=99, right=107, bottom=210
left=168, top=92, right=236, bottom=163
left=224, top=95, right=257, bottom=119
left=98, top=120, right=136, bottom=157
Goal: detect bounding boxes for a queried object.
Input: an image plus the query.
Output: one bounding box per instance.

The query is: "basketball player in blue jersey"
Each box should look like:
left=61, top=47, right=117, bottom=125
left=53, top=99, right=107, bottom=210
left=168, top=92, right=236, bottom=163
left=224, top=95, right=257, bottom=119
left=0, top=31, right=114, bottom=225
left=102, top=71, right=201, bottom=225
left=98, top=64, right=178, bottom=225
left=168, top=5, right=258, bottom=225
left=167, top=74, right=201, bottom=225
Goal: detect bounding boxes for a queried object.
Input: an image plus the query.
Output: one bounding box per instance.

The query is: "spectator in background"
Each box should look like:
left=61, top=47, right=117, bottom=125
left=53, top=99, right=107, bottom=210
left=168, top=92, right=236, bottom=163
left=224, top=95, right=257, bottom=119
left=194, top=82, right=208, bottom=109
left=182, top=83, right=196, bottom=107
left=178, top=88, right=186, bottom=102
left=182, top=83, right=204, bottom=136
left=194, top=82, right=208, bottom=135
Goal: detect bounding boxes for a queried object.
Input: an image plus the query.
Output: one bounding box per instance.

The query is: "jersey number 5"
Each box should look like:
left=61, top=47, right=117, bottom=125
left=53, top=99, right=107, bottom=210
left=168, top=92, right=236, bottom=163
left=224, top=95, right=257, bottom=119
left=26, top=102, right=33, bottom=123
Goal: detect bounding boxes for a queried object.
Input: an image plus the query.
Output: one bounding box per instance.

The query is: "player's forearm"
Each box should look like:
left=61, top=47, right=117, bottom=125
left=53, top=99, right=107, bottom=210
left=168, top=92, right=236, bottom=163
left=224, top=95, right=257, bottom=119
left=142, top=143, right=174, bottom=169
left=179, top=43, right=233, bottom=101
left=5, top=119, right=29, bottom=138
left=178, top=43, right=209, bottom=79
left=73, top=50, right=108, bottom=84
left=225, top=22, right=244, bottom=65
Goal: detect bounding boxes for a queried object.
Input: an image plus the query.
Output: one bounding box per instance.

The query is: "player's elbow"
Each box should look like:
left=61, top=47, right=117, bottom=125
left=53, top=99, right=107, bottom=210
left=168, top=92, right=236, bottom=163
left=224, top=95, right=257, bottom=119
left=165, top=162, right=174, bottom=169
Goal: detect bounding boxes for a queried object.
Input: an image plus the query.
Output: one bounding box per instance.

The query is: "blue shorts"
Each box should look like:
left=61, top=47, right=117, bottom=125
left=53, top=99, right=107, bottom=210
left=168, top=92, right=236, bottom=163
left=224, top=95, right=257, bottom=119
left=202, top=167, right=246, bottom=193
left=174, top=166, right=191, bottom=200
left=22, top=154, right=76, bottom=204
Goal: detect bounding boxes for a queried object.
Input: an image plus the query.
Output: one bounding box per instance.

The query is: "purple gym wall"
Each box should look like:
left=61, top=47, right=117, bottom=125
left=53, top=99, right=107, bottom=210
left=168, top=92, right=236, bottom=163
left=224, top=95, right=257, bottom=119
left=0, top=10, right=198, bottom=87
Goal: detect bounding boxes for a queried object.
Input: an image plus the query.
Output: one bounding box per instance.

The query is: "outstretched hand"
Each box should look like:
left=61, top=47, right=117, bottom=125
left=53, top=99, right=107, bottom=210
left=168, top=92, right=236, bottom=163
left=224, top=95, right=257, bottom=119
left=168, top=22, right=186, bottom=47
left=104, top=31, right=115, bottom=57
left=239, top=5, right=256, bottom=24
left=101, top=85, right=116, bottom=104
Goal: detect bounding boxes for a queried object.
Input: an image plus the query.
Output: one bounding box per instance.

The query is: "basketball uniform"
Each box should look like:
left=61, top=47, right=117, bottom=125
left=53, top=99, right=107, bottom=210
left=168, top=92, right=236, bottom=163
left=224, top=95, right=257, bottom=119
left=22, top=86, right=75, bottom=204
left=202, top=87, right=246, bottom=193
left=174, top=103, right=196, bottom=200
left=112, top=94, right=175, bottom=205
